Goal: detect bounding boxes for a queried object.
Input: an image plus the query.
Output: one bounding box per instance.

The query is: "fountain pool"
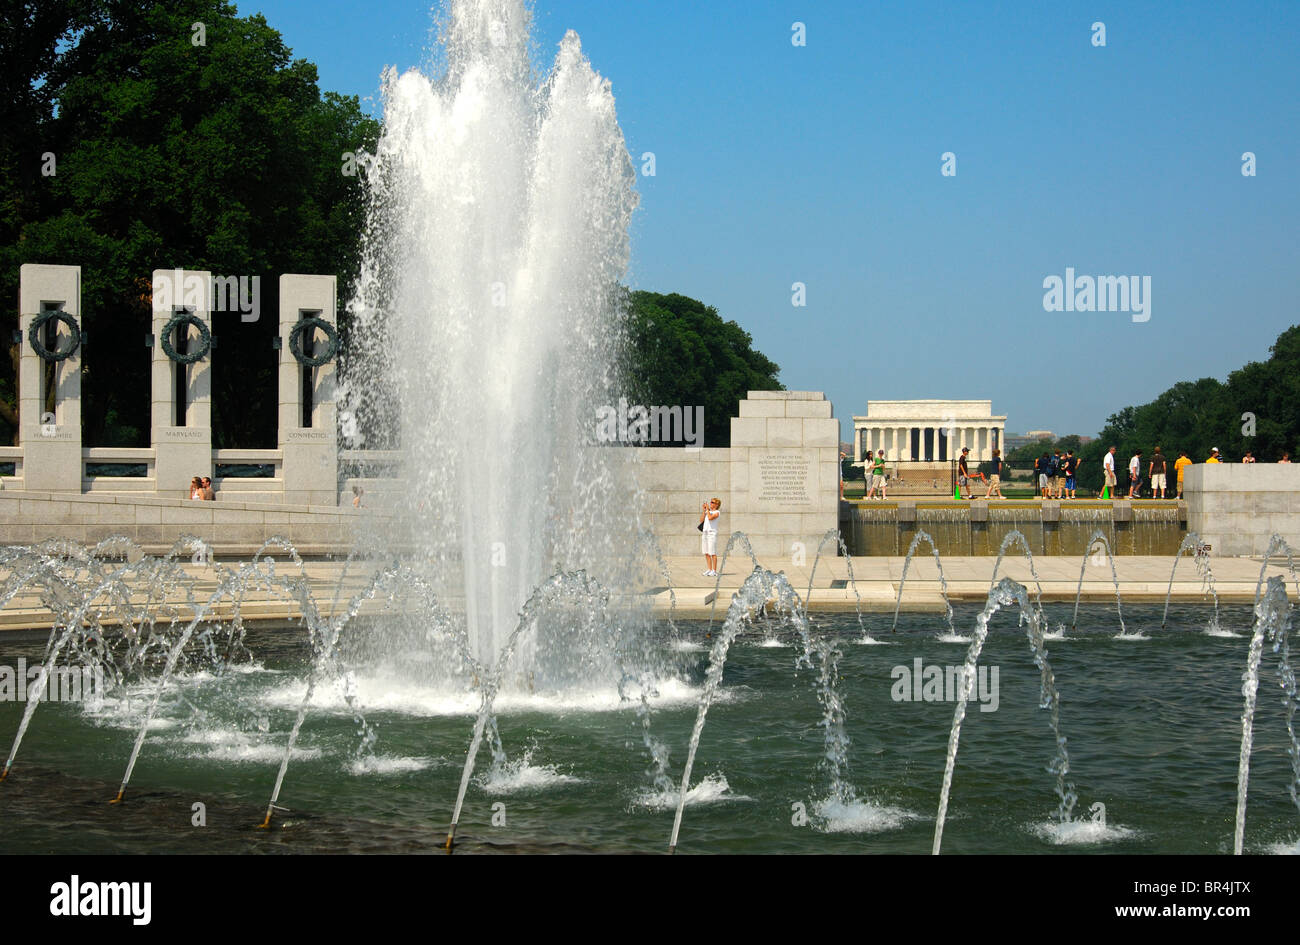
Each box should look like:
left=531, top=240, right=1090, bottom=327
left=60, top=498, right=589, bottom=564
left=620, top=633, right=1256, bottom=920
left=2, top=598, right=1296, bottom=855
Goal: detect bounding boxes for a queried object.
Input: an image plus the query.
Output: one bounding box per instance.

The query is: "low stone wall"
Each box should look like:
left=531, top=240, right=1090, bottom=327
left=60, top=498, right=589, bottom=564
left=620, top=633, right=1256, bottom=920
left=840, top=499, right=1187, bottom=556
left=3, top=389, right=844, bottom=561
left=609, top=391, right=841, bottom=557
left=0, top=491, right=371, bottom=556
left=1184, top=464, right=1300, bottom=556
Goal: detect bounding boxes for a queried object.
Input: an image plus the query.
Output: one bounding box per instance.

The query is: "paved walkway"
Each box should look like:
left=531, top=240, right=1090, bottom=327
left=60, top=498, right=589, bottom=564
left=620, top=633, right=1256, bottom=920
left=653, top=554, right=1295, bottom=618
left=1, top=555, right=1291, bottom=630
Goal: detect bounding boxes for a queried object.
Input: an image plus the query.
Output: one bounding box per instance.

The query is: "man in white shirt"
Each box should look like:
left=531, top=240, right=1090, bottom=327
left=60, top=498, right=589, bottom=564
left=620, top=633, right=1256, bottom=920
left=1127, top=449, right=1143, bottom=498
left=700, top=497, right=721, bottom=577
left=1103, top=446, right=1117, bottom=498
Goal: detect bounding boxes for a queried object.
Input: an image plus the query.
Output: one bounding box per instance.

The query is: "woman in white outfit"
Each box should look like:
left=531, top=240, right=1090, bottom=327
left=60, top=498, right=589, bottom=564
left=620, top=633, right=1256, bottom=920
left=700, top=497, right=721, bottom=576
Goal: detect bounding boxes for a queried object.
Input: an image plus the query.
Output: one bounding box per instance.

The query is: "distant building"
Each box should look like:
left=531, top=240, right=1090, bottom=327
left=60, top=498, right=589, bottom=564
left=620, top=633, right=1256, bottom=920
left=852, top=400, right=1006, bottom=462
left=1005, top=430, right=1055, bottom=451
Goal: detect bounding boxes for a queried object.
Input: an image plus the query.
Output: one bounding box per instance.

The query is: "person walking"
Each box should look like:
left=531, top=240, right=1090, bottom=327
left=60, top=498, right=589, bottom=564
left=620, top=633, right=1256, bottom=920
left=866, top=449, right=888, bottom=499
left=1103, top=446, right=1118, bottom=498
left=1149, top=447, right=1167, bottom=499
left=1127, top=449, right=1143, bottom=498
left=984, top=449, right=1005, bottom=499
left=957, top=447, right=971, bottom=499
left=1174, top=449, right=1193, bottom=498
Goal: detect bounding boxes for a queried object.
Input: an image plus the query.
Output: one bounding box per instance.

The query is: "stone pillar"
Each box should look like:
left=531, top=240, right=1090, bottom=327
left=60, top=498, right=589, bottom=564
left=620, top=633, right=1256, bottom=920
left=18, top=265, right=82, bottom=492
left=729, top=391, right=839, bottom=559
left=151, top=269, right=213, bottom=498
left=279, top=275, right=339, bottom=506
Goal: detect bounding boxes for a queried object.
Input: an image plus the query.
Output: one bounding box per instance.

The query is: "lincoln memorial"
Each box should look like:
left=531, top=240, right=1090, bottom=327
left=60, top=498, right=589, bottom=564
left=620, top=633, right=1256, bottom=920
left=852, top=400, right=1006, bottom=463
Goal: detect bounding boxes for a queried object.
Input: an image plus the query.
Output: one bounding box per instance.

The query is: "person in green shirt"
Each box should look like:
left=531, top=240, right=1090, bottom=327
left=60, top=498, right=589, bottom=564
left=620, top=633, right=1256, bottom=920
left=865, top=449, right=888, bottom=499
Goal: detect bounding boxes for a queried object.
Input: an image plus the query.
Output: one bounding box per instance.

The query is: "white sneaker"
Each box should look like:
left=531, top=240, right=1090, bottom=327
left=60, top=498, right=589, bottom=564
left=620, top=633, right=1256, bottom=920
left=702, top=570, right=711, bottom=576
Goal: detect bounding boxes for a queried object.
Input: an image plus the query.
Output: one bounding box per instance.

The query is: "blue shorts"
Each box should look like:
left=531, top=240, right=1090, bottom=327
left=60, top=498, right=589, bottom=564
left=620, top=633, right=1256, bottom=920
left=1066, top=476, right=1076, bottom=490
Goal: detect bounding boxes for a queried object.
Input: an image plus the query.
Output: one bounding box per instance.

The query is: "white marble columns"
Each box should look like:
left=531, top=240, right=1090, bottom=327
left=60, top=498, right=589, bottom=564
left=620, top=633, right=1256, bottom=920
left=852, top=402, right=1005, bottom=465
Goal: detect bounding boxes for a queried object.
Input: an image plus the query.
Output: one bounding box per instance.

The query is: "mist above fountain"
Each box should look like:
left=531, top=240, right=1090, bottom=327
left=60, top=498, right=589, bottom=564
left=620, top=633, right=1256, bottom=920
left=344, top=0, right=641, bottom=671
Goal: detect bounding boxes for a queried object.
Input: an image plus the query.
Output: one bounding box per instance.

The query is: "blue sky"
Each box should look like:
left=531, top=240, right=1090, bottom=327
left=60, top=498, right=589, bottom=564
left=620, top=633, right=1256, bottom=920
left=245, top=0, right=1299, bottom=440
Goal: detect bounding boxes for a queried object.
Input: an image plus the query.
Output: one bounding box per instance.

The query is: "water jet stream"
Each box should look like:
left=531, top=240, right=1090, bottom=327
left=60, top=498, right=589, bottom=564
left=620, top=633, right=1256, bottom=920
left=1070, top=529, right=1126, bottom=634
left=1234, top=575, right=1297, bottom=853
left=1161, top=532, right=1219, bottom=629
left=933, top=577, right=1077, bottom=854
left=890, top=530, right=954, bottom=636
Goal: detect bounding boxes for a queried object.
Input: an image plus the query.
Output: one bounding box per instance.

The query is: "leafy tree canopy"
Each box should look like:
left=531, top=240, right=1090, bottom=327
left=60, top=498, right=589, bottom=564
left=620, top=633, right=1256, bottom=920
left=1068, top=326, right=1300, bottom=491
left=1, top=0, right=378, bottom=446
left=621, top=290, right=782, bottom=447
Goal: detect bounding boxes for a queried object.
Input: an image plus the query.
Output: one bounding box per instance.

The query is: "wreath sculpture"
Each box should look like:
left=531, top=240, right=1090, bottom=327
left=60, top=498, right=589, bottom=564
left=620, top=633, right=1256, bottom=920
left=27, top=310, right=82, bottom=362
left=161, top=311, right=212, bottom=364
left=288, top=316, right=340, bottom=367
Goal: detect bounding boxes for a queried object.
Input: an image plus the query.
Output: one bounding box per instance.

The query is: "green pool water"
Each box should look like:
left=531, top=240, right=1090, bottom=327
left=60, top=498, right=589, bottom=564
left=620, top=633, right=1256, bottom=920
left=1, top=602, right=1296, bottom=855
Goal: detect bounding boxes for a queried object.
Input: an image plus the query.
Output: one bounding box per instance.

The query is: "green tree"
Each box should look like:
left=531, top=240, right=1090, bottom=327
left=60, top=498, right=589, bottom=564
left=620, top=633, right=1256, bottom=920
left=0, top=0, right=378, bottom=447
left=1078, top=327, right=1300, bottom=492
left=621, top=290, right=782, bottom=447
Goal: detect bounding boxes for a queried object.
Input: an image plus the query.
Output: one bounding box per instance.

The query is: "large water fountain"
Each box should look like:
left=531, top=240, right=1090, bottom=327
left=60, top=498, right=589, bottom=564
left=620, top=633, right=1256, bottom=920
left=343, top=0, right=642, bottom=671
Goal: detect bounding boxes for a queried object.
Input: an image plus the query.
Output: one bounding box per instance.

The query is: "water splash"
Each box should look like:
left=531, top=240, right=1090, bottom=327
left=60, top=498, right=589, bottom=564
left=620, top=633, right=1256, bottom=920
left=1234, top=574, right=1297, bottom=854
left=890, top=530, right=954, bottom=636
left=669, top=566, right=862, bottom=852
left=804, top=529, right=873, bottom=642
left=933, top=577, right=1078, bottom=854
left=1070, top=529, right=1127, bottom=634
left=988, top=530, right=1045, bottom=621
left=1255, top=535, right=1300, bottom=607
left=1162, top=533, right=1220, bottom=630
left=344, top=0, right=641, bottom=670
left=444, top=570, right=615, bottom=851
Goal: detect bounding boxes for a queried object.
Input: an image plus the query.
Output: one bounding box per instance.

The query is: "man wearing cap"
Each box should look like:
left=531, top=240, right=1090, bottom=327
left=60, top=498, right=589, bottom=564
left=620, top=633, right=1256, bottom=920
left=1206, top=448, right=1222, bottom=464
